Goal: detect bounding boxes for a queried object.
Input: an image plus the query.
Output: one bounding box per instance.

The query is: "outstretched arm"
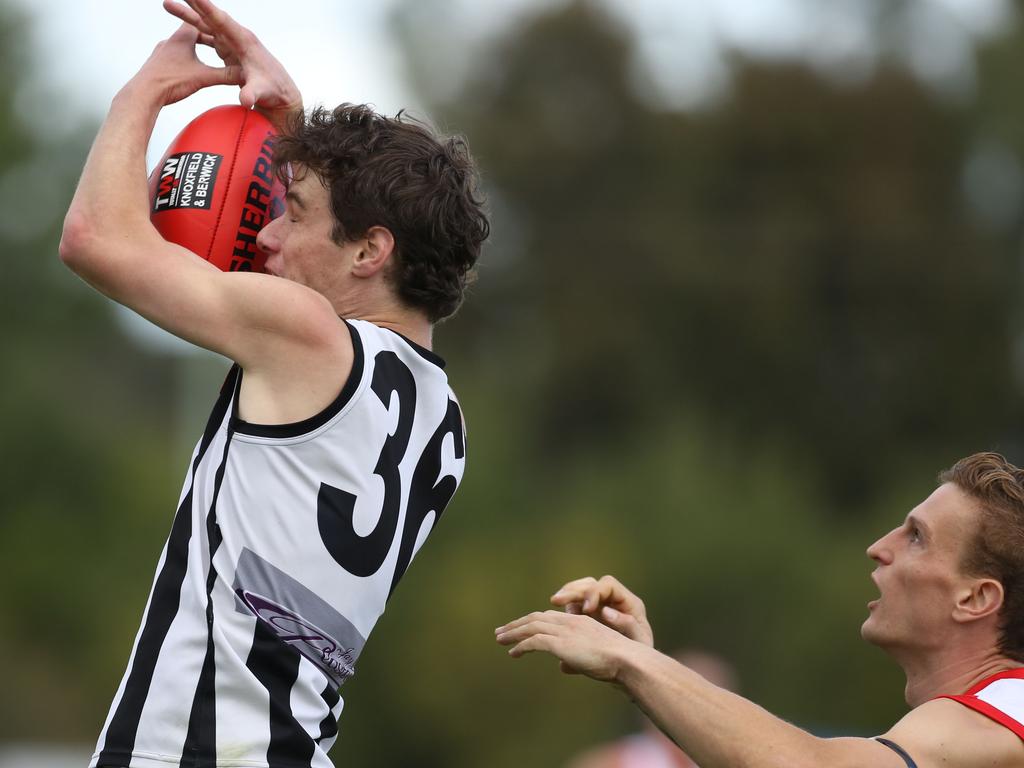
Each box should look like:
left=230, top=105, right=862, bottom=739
left=496, top=586, right=920, bottom=768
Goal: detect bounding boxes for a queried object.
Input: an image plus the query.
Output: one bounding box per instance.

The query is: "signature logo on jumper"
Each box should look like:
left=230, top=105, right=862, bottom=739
left=237, top=589, right=356, bottom=683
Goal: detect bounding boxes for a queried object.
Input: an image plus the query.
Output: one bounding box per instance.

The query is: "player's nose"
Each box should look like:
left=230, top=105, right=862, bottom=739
left=866, top=528, right=896, bottom=565
left=257, top=216, right=281, bottom=254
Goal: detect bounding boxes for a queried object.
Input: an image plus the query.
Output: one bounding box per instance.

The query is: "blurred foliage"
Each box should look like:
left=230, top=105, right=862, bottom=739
left=430, top=2, right=1021, bottom=508
left=0, top=0, right=182, bottom=742
left=3, top=0, right=1024, bottom=766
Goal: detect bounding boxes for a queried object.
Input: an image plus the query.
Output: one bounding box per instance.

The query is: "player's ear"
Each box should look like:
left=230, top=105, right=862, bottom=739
left=953, top=578, right=1004, bottom=624
left=351, top=226, right=395, bottom=278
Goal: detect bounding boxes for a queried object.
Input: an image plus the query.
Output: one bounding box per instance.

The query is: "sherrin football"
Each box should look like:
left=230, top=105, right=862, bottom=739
left=148, top=105, right=285, bottom=273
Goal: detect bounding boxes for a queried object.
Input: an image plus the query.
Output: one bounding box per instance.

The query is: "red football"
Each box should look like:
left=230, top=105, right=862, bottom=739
left=148, top=105, right=285, bottom=272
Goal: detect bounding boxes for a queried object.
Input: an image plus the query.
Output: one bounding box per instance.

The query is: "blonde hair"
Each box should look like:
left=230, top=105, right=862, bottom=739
left=940, top=452, right=1024, bottom=661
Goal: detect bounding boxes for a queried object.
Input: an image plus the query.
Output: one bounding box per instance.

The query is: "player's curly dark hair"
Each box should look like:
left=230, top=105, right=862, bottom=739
left=273, top=104, right=489, bottom=322
left=941, top=452, right=1024, bottom=662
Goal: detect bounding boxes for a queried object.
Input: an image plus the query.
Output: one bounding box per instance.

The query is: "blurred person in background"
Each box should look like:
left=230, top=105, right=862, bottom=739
left=498, top=452, right=1024, bottom=768
left=58, top=0, right=487, bottom=766
left=566, top=650, right=738, bottom=768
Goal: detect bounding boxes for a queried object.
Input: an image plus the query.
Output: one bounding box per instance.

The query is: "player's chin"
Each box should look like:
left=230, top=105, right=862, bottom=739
left=859, top=618, right=873, bottom=641
left=859, top=615, right=888, bottom=647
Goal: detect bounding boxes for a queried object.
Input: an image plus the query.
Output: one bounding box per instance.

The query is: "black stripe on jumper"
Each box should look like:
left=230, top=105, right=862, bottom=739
left=315, top=683, right=340, bottom=746
left=182, top=367, right=242, bottom=767
left=246, top=618, right=318, bottom=766
left=96, top=368, right=236, bottom=766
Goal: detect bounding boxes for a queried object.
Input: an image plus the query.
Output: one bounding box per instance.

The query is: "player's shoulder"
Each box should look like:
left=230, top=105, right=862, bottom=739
left=214, top=270, right=354, bottom=375
left=235, top=271, right=347, bottom=341
left=884, top=697, right=1024, bottom=768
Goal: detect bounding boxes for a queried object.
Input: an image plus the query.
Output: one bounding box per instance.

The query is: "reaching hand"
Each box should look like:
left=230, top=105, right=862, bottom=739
left=495, top=610, right=639, bottom=682
left=130, top=23, right=243, bottom=107
left=550, top=575, right=655, bottom=647
left=163, top=0, right=302, bottom=129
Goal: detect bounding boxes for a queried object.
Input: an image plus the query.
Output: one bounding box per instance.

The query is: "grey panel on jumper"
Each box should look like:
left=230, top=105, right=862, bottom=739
left=232, top=547, right=365, bottom=687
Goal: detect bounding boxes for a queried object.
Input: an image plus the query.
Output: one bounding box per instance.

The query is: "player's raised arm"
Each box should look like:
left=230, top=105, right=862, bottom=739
left=58, top=16, right=343, bottom=376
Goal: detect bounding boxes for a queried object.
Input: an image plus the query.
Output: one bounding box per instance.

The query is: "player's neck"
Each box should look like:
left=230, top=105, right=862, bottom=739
left=333, top=285, right=434, bottom=349
left=364, top=314, right=433, bottom=350
left=900, top=645, right=1020, bottom=707
left=340, top=303, right=433, bottom=349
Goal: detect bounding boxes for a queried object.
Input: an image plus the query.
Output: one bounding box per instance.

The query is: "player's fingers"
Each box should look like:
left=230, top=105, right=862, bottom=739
left=239, top=83, right=259, bottom=110
left=167, top=0, right=244, bottom=67
left=495, top=611, right=548, bottom=636
left=507, top=633, right=556, bottom=658
left=598, top=605, right=647, bottom=641
left=242, top=79, right=297, bottom=112
left=595, top=575, right=646, bottom=615
left=550, top=576, right=598, bottom=606
left=163, top=0, right=213, bottom=35
left=205, top=63, right=243, bottom=88
left=553, top=576, right=632, bottom=614
left=185, top=0, right=254, bottom=50
left=183, top=0, right=226, bottom=25
left=583, top=583, right=607, bottom=613
left=168, top=22, right=201, bottom=44
left=495, top=616, right=564, bottom=645
left=563, top=601, right=583, bottom=615
left=566, top=581, right=612, bottom=614
left=559, top=660, right=582, bottom=675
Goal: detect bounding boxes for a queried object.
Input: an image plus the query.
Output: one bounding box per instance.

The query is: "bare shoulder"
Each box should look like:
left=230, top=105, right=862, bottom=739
left=228, top=273, right=355, bottom=425
left=222, top=270, right=348, bottom=352
left=884, top=698, right=1024, bottom=768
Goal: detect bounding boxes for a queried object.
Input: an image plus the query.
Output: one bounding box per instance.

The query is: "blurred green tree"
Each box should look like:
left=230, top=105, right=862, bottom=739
left=424, top=0, right=1019, bottom=510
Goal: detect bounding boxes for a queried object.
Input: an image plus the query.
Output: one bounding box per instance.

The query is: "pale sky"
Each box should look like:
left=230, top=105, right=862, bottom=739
left=16, top=0, right=1014, bottom=160
left=15, top=0, right=418, bottom=169
left=11, top=0, right=1014, bottom=353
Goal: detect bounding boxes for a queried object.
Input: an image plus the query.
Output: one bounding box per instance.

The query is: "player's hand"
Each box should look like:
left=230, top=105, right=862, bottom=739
left=550, top=575, right=654, bottom=647
left=128, top=22, right=243, bottom=107
left=495, top=610, right=638, bottom=682
left=163, top=0, right=302, bottom=130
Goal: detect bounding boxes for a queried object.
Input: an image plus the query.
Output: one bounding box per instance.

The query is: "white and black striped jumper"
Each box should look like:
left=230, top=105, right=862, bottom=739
left=91, top=319, right=467, bottom=768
